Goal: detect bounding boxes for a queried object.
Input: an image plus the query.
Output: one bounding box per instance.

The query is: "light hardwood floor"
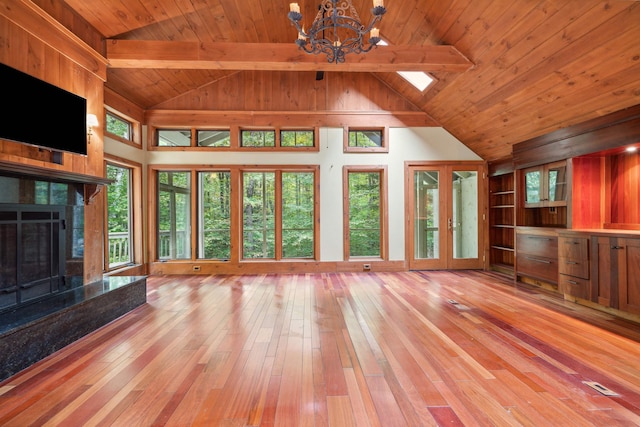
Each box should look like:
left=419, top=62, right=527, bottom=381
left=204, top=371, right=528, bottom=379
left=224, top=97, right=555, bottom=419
left=2, top=270, right=640, bottom=426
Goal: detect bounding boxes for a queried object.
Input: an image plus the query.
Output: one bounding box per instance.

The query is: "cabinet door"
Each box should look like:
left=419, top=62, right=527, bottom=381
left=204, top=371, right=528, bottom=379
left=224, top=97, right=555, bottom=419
left=523, top=167, right=542, bottom=207
left=595, top=236, right=613, bottom=307
left=619, top=238, right=640, bottom=315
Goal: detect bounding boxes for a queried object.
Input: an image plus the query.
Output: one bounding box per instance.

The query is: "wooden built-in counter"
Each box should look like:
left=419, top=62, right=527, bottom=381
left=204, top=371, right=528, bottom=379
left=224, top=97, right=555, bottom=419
left=558, top=229, right=640, bottom=320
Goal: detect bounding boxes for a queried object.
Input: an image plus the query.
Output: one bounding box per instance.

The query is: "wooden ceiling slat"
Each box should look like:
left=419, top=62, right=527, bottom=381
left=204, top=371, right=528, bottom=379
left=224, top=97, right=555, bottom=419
left=48, top=0, right=640, bottom=161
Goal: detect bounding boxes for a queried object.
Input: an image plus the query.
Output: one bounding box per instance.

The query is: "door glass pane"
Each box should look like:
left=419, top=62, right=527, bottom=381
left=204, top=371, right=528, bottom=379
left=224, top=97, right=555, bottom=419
left=452, top=171, right=478, bottom=259
left=282, top=172, right=314, bottom=258
left=414, top=171, right=439, bottom=259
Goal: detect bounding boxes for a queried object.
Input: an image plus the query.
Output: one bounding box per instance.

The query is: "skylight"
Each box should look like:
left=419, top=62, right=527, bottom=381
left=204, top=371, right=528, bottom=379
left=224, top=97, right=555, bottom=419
left=377, top=40, right=434, bottom=92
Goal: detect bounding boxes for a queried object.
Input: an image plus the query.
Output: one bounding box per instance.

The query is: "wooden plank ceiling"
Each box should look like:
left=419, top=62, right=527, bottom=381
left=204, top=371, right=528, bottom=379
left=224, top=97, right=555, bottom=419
left=60, top=0, right=640, bottom=162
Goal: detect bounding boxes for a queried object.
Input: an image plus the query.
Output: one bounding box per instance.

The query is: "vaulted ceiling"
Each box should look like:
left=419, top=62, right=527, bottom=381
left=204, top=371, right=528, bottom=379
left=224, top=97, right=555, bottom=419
left=61, top=0, right=640, bottom=161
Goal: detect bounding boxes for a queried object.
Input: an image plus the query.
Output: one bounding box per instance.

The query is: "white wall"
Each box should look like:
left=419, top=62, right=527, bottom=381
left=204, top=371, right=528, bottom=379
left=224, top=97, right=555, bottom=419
left=105, top=126, right=481, bottom=262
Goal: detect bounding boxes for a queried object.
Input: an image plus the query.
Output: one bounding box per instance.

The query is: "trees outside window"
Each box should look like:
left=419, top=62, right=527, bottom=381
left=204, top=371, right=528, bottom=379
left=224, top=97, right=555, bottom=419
left=344, top=167, right=387, bottom=259
left=106, top=164, right=132, bottom=267
left=198, top=171, right=231, bottom=259
left=242, top=169, right=317, bottom=260
left=282, top=172, right=314, bottom=258
left=242, top=172, right=276, bottom=258
left=157, top=171, right=191, bottom=259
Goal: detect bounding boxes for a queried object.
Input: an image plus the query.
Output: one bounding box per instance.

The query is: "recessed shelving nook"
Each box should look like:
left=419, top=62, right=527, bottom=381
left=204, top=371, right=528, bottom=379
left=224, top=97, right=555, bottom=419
left=488, top=159, right=516, bottom=275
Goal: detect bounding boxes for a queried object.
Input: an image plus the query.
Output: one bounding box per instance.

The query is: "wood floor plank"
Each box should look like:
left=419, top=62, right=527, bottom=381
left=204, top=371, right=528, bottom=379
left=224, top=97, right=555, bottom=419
left=2, top=271, right=640, bottom=426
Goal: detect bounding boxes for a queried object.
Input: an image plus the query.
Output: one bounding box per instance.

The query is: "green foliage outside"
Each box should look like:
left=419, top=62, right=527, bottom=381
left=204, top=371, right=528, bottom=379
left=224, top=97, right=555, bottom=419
left=105, top=113, right=130, bottom=139
left=348, top=172, right=380, bottom=257
left=348, top=130, right=382, bottom=147
left=242, top=130, right=275, bottom=147
left=157, top=171, right=190, bottom=259
left=243, top=172, right=275, bottom=258
left=282, top=172, right=314, bottom=258
left=199, top=172, right=231, bottom=259
left=281, top=130, right=314, bottom=147
left=106, top=164, right=131, bottom=265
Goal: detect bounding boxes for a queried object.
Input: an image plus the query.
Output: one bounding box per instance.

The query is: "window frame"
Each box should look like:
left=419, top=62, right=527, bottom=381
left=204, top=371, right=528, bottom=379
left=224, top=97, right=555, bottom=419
left=343, top=127, right=389, bottom=153
left=149, top=125, right=319, bottom=152
left=240, top=166, right=320, bottom=261
left=104, top=107, right=140, bottom=148
left=103, top=156, right=143, bottom=272
left=342, top=165, right=388, bottom=261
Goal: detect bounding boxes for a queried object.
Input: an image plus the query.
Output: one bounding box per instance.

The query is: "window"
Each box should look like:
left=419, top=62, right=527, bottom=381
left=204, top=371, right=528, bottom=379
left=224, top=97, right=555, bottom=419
left=281, top=130, right=314, bottom=147
left=242, top=168, right=318, bottom=260
left=344, top=128, right=388, bottom=153
left=348, top=129, right=383, bottom=148
left=198, top=130, right=231, bottom=147
left=106, top=163, right=132, bottom=268
left=242, top=172, right=276, bottom=258
left=105, top=111, right=132, bottom=141
left=198, top=171, right=231, bottom=259
left=157, top=171, right=191, bottom=259
left=344, top=167, right=387, bottom=259
left=281, top=172, right=315, bottom=258
left=241, top=130, right=276, bottom=147
left=158, top=129, right=191, bottom=147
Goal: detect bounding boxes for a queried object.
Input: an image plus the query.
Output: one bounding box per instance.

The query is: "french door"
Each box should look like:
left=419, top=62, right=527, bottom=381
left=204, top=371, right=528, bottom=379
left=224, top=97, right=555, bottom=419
left=407, top=162, right=485, bottom=270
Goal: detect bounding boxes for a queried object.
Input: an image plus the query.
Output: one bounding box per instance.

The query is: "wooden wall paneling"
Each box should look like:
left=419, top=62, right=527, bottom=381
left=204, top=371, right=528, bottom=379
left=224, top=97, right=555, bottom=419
left=610, top=152, right=640, bottom=225
left=571, top=156, right=604, bottom=229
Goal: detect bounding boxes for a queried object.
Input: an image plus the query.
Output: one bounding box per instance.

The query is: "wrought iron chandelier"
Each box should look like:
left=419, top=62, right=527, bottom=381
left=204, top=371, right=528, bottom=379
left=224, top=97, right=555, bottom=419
left=288, top=0, right=387, bottom=64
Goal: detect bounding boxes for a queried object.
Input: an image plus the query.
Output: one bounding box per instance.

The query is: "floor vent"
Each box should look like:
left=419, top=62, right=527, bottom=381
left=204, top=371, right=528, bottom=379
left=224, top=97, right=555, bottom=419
left=583, top=381, right=620, bottom=397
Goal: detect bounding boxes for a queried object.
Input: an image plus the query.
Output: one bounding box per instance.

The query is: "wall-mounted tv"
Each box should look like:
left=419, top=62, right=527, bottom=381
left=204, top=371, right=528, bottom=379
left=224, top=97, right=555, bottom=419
left=0, top=62, right=88, bottom=156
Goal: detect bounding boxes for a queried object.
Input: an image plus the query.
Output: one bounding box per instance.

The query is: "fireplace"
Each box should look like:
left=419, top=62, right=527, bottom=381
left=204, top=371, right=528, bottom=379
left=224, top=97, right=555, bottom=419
left=0, top=175, right=85, bottom=312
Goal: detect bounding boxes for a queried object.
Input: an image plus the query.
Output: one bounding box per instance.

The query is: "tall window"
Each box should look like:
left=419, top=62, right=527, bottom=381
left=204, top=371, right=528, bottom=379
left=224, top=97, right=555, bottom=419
left=242, top=172, right=276, bottom=258
left=242, top=169, right=317, bottom=260
left=198, top=171, right=231, bottom=259
left=106, top=164, right=132, bottom=268
left=282, top=172, right=315, bottom=258
left=157, top=171, right=191, bottom=259
left=344, top=167, right=387, bottom=259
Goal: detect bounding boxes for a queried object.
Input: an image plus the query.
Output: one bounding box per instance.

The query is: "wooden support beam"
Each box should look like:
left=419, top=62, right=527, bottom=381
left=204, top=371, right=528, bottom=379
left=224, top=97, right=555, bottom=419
left=106, top=40, right=473, bottom=73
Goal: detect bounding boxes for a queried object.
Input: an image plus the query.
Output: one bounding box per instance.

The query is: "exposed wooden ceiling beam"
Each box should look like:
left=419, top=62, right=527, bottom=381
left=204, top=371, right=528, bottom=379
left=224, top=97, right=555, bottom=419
left=106, top=40, right=473, bottom=73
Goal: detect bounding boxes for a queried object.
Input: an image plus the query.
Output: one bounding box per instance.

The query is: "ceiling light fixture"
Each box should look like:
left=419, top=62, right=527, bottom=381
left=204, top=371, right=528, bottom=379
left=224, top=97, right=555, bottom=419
left=288, top=0, right=386, bottom=64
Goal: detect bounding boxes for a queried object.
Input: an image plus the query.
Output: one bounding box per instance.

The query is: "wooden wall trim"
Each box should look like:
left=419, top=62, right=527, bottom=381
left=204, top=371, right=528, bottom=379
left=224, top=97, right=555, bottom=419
left=145, top=110, right=439, bottom=128
left=0, top=0, right=107, bottom=80
left=512, top=104, right=640, bottom=169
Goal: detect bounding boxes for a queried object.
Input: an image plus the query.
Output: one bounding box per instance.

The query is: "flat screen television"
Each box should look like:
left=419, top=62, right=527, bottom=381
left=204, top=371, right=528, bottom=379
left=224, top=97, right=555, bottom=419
left=0, top=62, right=88, bottom=156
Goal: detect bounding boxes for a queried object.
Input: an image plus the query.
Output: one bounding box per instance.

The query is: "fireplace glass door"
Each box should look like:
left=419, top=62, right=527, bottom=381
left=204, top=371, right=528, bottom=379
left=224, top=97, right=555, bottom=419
left=0, top=205, right=66, bottom=310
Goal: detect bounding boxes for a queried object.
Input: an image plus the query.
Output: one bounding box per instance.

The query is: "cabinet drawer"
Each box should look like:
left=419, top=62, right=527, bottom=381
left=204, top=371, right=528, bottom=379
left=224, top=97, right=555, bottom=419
left=559, top=237, right=588, bottom=260
left=516, top=254, right=558, bottom=283
left=517, top=234, right=558, bottom=257
left=558, top=257, right=589, bottom=279
left=559, top=274, right=590, bottom=299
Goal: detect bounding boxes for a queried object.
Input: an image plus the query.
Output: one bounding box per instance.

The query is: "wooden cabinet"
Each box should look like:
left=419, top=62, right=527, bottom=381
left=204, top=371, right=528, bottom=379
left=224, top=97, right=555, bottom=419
left=489, top=172, right=515, bottom=275
left=516, top=228, right=559, bottom=286
left=523, top=160, right=568, bottom=208
left=593, top=235, right=640, bottom=315
left=558, top=234, right=589, bottom=299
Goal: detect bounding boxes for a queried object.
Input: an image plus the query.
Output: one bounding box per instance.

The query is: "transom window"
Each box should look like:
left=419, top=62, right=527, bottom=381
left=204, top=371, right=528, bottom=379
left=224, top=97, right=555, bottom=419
left=105, top=111, right=133, bottom=141
left=241, top=130, right=276, bottom=147
left=344, top=128, right=388, bottom=153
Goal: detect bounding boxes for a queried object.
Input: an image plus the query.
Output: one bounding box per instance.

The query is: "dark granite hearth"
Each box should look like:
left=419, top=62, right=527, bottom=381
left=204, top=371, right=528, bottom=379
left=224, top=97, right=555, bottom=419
left=0, top=276, right=146, bottom=382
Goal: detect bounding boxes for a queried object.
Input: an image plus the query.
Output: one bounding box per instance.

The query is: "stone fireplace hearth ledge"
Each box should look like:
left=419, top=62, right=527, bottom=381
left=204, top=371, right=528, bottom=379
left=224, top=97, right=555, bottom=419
left=0, top=275, right=146, bottom=382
